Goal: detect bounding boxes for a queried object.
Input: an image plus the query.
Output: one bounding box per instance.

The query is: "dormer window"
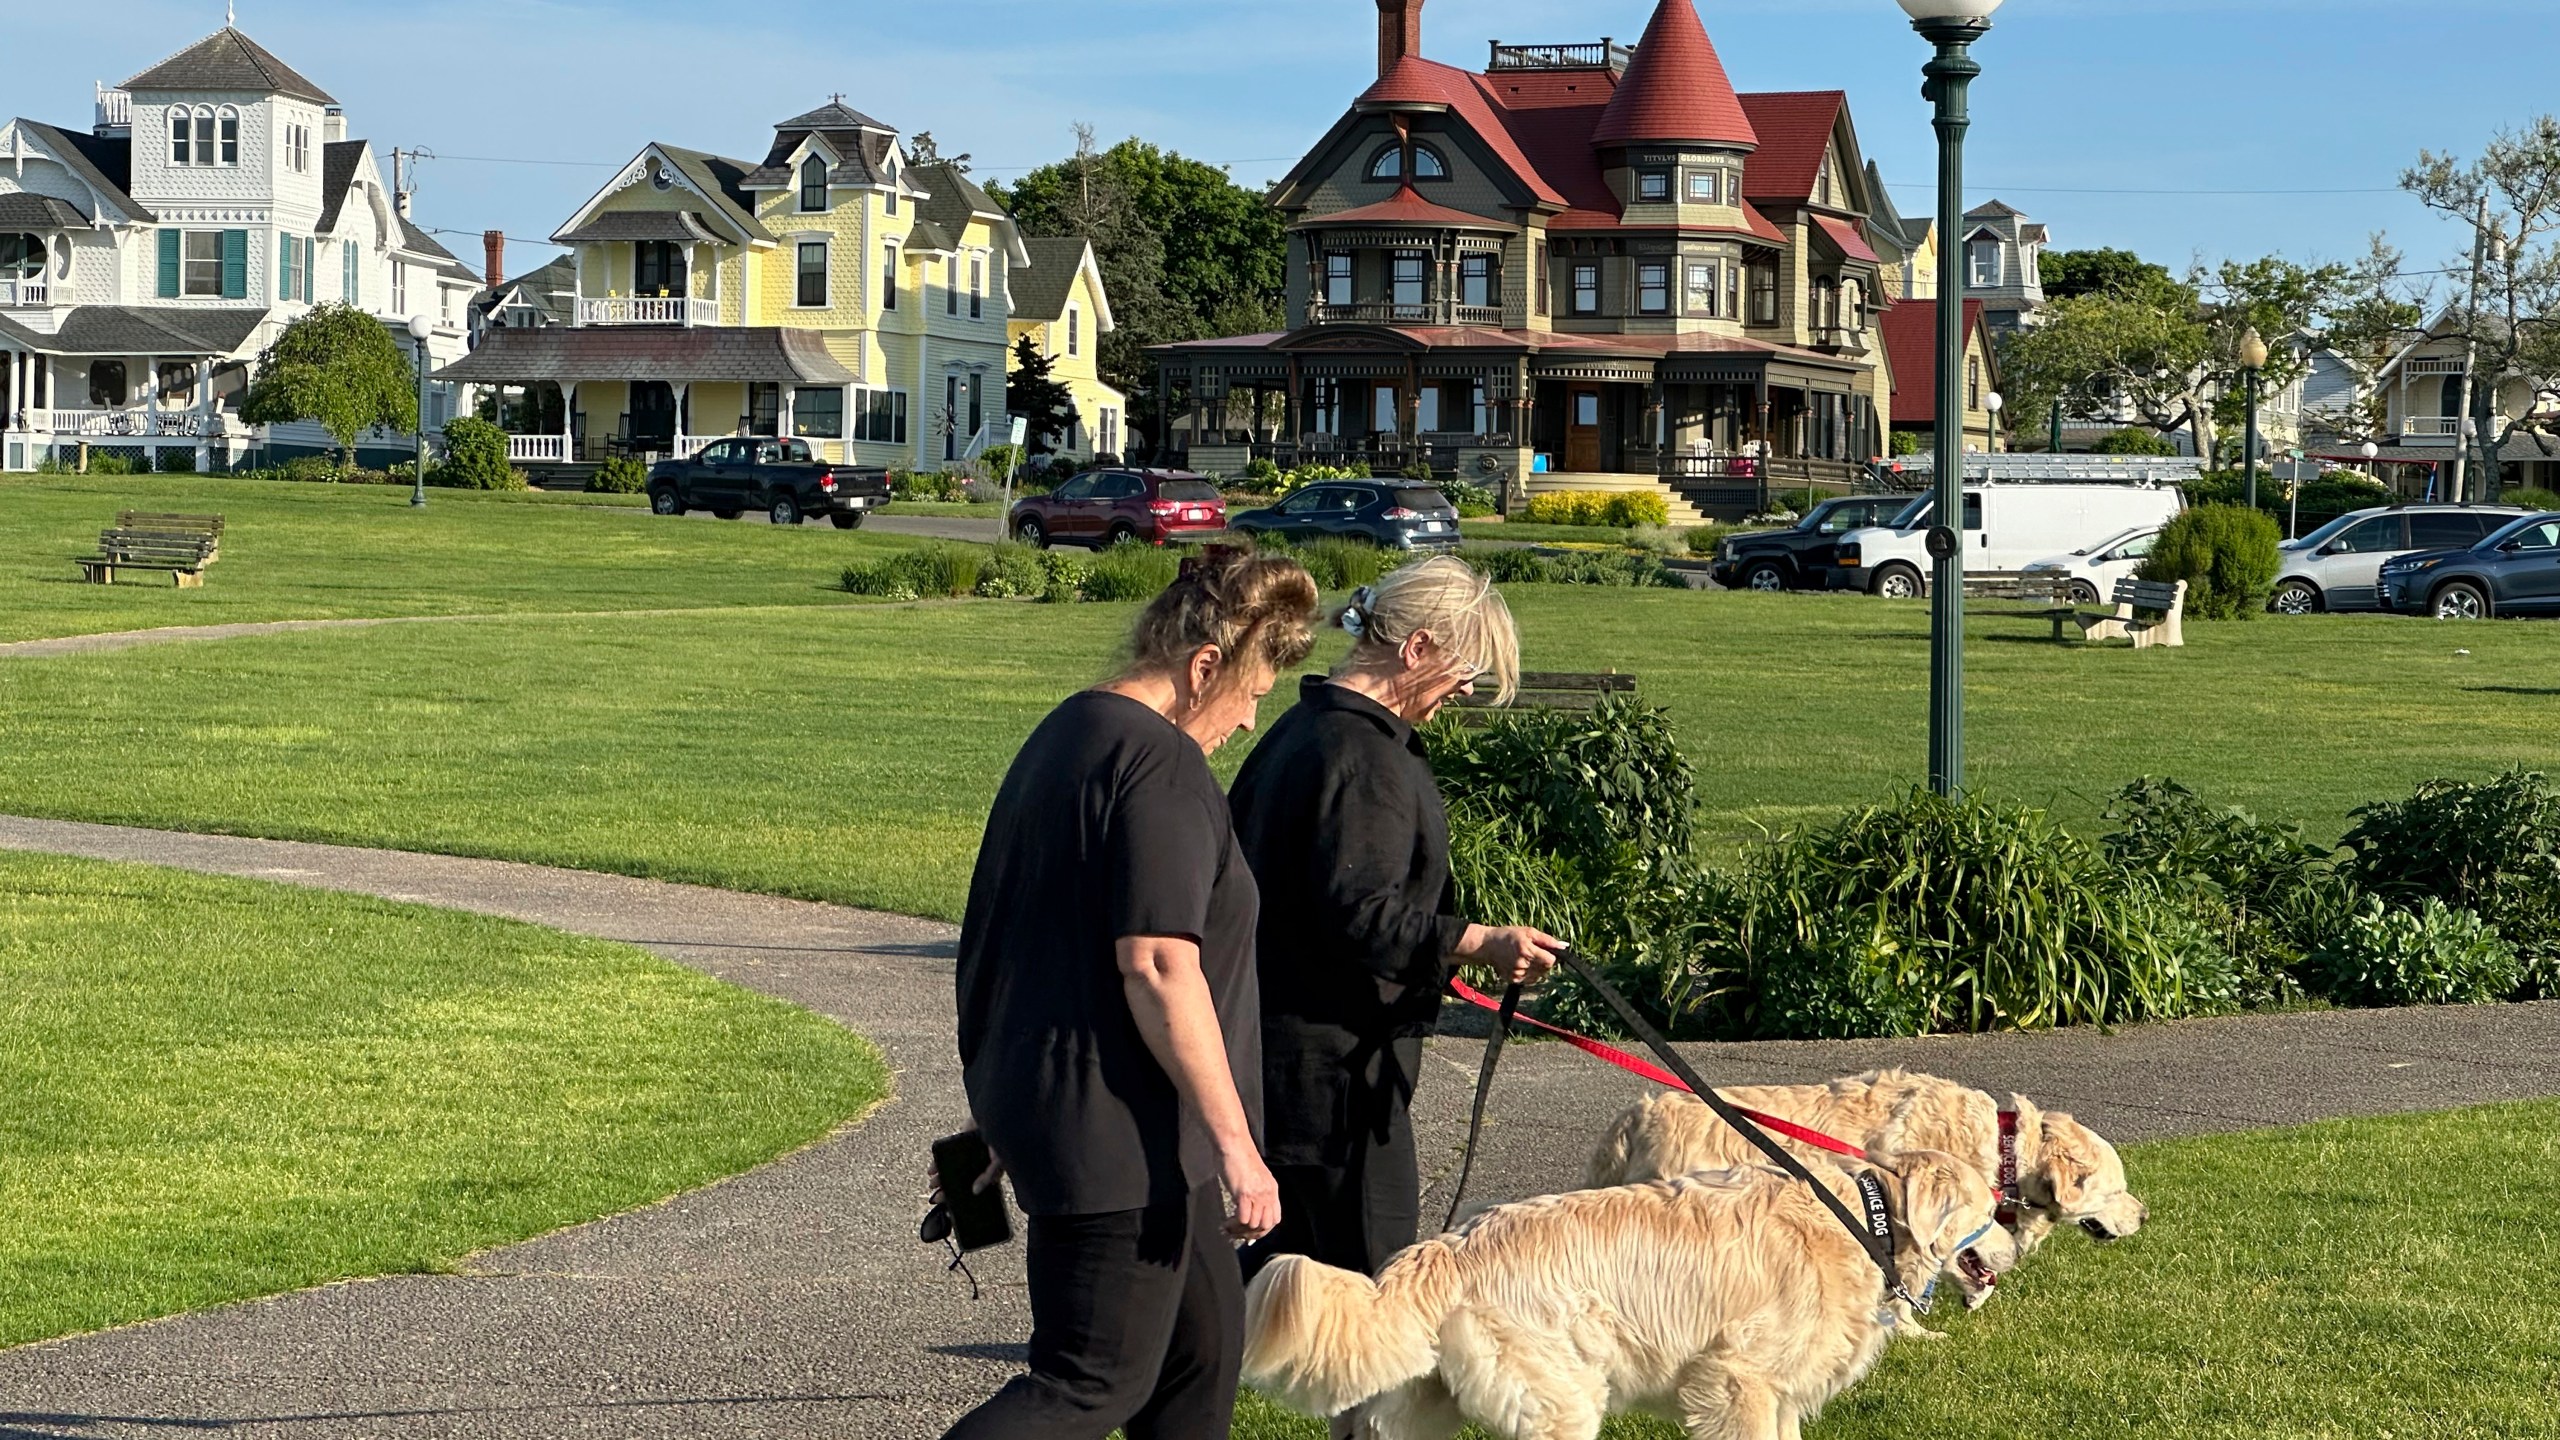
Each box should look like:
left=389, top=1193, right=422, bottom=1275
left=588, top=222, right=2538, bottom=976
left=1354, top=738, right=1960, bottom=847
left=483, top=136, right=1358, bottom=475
left=799, top=156, right=829, bottom=213
left=1968, top=235, right=2003, bottom=288
left=1366, top=143, right=1447, bottom=181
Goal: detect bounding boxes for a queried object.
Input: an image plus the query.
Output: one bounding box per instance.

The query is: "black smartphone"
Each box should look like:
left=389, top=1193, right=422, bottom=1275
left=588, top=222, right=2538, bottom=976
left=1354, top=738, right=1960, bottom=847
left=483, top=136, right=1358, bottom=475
left=929, top=1130, right=1012, bottom=1253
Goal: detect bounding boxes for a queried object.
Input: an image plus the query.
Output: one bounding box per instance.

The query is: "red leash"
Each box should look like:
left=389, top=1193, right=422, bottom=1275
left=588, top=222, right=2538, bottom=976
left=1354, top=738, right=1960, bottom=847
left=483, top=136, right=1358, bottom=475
left=1449, top=977, right=1870, bottom=1163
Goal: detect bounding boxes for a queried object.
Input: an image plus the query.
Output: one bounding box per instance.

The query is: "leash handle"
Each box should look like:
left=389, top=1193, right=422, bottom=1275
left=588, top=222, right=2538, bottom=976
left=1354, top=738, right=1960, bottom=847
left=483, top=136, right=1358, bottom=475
left=1442, top=979, right=1523, bottom=1232
left=1550, top=946, right=1910, bottom=1302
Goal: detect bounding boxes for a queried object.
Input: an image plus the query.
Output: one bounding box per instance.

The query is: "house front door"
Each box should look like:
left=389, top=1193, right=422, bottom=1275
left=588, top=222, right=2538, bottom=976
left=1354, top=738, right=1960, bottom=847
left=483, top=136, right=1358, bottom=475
left=1565, top=386, right=1603, bottom=473
left=630, top=382, right=677, bottom=449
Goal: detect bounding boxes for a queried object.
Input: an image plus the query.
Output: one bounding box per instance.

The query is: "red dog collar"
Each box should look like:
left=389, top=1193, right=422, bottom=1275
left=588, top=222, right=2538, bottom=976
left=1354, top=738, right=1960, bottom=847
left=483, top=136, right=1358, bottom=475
left=1995, top=1105, right=2022, bottom=1229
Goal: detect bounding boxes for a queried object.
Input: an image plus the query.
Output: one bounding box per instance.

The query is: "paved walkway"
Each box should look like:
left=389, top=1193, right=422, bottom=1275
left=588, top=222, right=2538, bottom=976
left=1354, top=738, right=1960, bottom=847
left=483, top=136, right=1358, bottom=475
left=2, top=816, right=2557, bottom=1439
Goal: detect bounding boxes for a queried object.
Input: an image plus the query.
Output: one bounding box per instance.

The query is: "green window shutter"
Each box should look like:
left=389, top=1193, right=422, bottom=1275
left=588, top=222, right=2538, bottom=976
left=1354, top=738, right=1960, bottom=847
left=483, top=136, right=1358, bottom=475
left=302, top=238, right=314, bottom=303
left=279, top=235, right=292, bottom=301
left=221, top=230, right=248, bottom=299
left=157, top=229, right=180, bottom=298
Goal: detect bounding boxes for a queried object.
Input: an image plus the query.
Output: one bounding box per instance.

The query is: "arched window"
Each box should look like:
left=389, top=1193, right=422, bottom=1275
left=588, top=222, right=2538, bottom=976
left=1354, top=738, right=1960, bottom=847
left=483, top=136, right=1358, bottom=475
left=799, top=155, right=829, bottom=213
left=1365, top=142, right=1448, bottom=182
left=89, top=359, right=128, bottom=407
left=192, top=107, right=216, bottom=167
left=0, top=233, right=45, bottom=278
left=217, top=106, right=240, bottom=165
left=1815, top=277, right=1839, bottom=329
left=169, top=108, right=191, bottom=165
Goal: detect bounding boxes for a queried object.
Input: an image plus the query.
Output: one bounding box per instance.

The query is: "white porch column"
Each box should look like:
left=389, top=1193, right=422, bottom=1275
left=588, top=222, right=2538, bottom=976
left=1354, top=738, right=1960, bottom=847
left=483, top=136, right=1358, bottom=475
left=562, top=381, right=579, bottom=459
left=917, top=338, right=931, bottom=470
left=778, top=384, right=796, bottom=442
left=675, top=381, right=691, bottom=452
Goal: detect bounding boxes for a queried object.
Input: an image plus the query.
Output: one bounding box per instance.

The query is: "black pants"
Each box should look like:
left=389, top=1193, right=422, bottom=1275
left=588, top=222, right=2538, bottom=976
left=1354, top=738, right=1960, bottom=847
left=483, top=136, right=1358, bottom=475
left=940, top=1181, right=1241, bottom=1440
left=1243, top=1036, right=1424, bottom=1281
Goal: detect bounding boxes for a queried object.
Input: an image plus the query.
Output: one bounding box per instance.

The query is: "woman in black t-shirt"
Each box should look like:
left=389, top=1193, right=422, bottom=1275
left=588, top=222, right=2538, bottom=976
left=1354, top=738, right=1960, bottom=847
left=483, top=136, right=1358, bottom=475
left=941, top=551, right=1319, bottom=1440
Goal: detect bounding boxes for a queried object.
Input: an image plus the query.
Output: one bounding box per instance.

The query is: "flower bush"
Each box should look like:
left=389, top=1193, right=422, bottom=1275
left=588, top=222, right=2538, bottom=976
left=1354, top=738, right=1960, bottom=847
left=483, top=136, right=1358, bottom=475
left=1522, top=490, right=1672, bottom=527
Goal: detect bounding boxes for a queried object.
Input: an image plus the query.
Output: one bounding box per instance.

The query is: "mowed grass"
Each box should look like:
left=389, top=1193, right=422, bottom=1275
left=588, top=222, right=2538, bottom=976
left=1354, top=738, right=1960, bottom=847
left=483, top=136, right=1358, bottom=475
left=1230, top=1098, right=2560, bottom=1439
left=3, top=587, right=2556, bottom=920
left=0, top=850, right=887, bottom=1348
left=0, top=473, right=921, bottom=641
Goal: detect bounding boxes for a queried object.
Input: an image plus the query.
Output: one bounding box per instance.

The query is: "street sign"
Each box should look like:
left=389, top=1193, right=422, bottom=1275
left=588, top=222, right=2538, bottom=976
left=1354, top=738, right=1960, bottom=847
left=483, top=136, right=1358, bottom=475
left=1009, top=416, right=1028, bottom=446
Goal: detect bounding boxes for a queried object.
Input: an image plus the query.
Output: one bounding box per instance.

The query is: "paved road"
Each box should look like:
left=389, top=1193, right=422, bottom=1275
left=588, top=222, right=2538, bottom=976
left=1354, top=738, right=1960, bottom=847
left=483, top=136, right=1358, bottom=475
left=2, top=815, right=2555, bottom=1438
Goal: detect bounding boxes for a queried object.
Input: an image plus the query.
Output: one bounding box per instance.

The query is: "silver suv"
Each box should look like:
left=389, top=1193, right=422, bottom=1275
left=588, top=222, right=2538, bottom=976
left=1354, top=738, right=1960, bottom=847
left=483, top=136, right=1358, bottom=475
left=2271, top=504, right=2533, bottom=614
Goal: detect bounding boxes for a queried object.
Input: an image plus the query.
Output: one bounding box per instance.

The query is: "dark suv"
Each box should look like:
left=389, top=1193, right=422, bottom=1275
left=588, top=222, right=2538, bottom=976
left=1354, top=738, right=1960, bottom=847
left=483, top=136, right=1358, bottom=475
left=1229, top=482, right=1462, bottom=550
left=1709, top=494, right=1916, bottom=591
left=646, top=437, right=889, bottom=528
left=2378, top=512, right=2560, bottom=619
left=1010, top=469, right=1227, bottom=549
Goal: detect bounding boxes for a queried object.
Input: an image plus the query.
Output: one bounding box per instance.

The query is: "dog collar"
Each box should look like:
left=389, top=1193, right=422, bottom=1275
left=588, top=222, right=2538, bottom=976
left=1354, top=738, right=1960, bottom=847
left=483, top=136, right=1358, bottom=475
left=1995, top=1105, right=2022, bottom=1230
left=1855, top=1170, right=1919, bottom=1313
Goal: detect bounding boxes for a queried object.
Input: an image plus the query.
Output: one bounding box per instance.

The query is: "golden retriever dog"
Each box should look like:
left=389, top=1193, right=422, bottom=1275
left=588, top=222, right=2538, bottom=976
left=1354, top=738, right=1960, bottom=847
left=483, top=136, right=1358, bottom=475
left=1244, top=1152, right=2015, bottom=1440
left=1586, top=1069, right=2146, bottom=1261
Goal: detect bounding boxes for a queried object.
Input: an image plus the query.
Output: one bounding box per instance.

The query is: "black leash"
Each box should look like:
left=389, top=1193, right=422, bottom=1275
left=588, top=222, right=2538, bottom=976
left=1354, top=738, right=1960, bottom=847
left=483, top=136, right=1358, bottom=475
left=1442, top=980, right=1522, bottom=1231
left=1446, top=945, right=1914, bottom=1308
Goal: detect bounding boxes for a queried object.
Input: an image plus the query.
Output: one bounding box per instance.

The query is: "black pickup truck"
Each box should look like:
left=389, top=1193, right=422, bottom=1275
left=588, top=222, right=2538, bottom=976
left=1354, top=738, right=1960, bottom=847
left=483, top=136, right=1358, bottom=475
left=1708, top=493, right=1916, bottom=591
left=646, top=436, right=891, bottom=528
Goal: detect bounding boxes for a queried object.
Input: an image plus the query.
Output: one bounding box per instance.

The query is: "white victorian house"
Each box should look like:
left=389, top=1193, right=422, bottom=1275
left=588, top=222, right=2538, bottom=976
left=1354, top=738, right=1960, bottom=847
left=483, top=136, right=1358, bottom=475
left=1, top=26, right=479, bottom=472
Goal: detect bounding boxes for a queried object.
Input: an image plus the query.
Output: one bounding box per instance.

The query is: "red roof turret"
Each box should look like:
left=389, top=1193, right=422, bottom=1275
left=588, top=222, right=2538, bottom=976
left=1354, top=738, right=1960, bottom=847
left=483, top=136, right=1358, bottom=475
left=1591, top=0, right=1758, bottom=150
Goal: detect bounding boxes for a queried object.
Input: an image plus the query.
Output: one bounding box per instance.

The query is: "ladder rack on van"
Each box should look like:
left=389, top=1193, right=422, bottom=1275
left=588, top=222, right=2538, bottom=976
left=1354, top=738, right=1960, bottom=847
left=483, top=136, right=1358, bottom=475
left=1868, top=454, right=2205, bottom=491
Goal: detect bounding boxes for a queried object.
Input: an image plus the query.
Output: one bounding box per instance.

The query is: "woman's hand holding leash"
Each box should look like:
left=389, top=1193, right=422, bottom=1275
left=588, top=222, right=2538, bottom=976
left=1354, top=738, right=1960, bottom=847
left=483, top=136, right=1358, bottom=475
left=1456, top=924, right=1566, bottom=985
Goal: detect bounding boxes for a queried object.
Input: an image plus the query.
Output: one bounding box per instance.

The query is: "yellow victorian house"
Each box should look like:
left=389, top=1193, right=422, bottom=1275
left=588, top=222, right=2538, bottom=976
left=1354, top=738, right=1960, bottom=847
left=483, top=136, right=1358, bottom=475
left=440, top=100, right=1034, bottom=474
left=1008, top=236, right=1126, bottom=460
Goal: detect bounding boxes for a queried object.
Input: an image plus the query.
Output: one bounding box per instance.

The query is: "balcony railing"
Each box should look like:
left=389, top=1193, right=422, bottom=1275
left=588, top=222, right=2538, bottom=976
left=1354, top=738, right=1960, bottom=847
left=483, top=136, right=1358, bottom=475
left=2404, top=358, right=2466, bottom=376
left=94, top=84, right=131, bottom=131
left=2402, top=416, right=2463, bottom=440
left=1487, top=39, right=1635, bottom=72
left=0, top=279, right=48, bottom=306
left=1310, top=298, right=1509, bottom=328
left=576, top=295, right=716, bottom=327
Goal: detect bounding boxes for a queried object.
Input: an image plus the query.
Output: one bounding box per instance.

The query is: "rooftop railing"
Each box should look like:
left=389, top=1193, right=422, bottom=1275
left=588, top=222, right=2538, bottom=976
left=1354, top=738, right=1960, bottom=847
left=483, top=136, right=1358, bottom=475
left=1486, top=39, right=1635, bottom=73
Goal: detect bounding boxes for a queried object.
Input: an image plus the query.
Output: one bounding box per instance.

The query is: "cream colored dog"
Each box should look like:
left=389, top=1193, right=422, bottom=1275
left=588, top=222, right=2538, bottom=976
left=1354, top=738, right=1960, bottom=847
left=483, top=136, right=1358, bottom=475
left=1244, top=1152, right=2014, bottom=1440
left=1587, top=1069, right=2147, bottom=1260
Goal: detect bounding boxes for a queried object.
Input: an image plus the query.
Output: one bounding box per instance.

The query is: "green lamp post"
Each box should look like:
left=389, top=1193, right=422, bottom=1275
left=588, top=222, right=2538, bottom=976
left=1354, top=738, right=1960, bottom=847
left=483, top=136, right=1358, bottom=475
left=1900, top=0, right=2002, bottom=797
left=2238, top=325, right=2269, bottom=510
left=407, top=313, right=434, bottom=509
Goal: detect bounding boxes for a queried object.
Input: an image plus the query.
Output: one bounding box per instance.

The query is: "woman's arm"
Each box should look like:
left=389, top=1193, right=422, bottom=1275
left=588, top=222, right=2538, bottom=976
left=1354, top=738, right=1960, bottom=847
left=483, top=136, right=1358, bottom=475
left=1117, top=934, right=1280, bottom=1241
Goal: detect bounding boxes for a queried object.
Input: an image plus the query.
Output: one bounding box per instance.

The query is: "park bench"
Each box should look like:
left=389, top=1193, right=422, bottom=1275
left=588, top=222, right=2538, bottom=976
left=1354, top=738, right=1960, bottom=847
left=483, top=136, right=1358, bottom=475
left=78, top=512, right=225, bottom=588
left=2048, top=577, right=2187, bottom=649
left=1447, top=670, right=1638, bottom=726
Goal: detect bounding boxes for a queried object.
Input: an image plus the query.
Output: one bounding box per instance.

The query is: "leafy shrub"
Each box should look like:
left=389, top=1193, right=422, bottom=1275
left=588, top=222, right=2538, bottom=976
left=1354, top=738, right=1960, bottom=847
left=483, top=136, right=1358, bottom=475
left=155, top=447, right=198, bottom=474
left=1273, top=462, right=1371, bottom=497
left=2138, top=503, right=2279, bottom=619
left=84, top=453, right=140, bottom=475
left=892, top=470, right=979, bottom=503
left=2307, top=898, right=2521, bottom=1008
left=973, top=542, right=1048, bottom=599
left=1399, top=460, right=1438, bottom=482
left=2502, top=486, right=2560, bottom=512
left=433, top=416, right=520, bottom=490
left=2341, top=769, right=2560, bottom=994
left=1079, top=541, right=1183, bottom=601
left=2102, top=777, right=2356, bottom=1006
left=280, top=454, right=349, bottom=482
left=2093, top=427, right=2180, bottom=456
left=1452, top=547, right=1681, bottom=589
left=841, top=543, right=984, bottom=600
left=1687, top=525, right=1735, bottom=555
left=1038, top=549, right=1091, bottom=603
left=1243, top=457, right=1283, bottom=489
left=977, top=444, right=1023, bottom=481
left=1523, top=490, right=1670, bottom=527
left=1437, top=478, right=1497, bottom=518
left=588, top=456, right=649, bottom=494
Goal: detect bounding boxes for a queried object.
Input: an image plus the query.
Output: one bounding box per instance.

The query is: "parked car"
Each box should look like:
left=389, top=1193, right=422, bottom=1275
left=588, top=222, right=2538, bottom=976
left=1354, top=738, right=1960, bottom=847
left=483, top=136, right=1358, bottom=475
left=1828, top=483, right=2185, bottom=598
left=1709, top=494, right=1918, bottom=591
left=2270, top=504, right=2533, bottom=614
left=646, top=437, right=889, bottom=528
left=2377, top=512, right=2560, bottom=619
left=1010, top=469, right=1227, bottom=549
left=1228, top=481, right=1463, bottom=551
left=2018, top=525, right=2164, bottom=604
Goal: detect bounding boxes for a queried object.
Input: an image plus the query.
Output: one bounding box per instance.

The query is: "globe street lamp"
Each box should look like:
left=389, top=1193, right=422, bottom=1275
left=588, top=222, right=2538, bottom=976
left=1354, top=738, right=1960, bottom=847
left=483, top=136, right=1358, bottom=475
left=2238, top=326, right=2269, bottom=510
left=1900, top=0, right=2002, bottom=797
left=1983, top=389, right=2004, bottom=454
left=406, top=313, right=434, bottom=509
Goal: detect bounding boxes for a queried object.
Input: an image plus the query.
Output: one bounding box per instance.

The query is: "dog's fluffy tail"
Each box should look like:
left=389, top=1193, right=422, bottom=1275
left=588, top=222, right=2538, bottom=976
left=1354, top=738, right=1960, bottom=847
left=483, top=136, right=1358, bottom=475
left=1242, top=1243, right=1463, bottom=1417
left=1587, top=1096, right=1655, bottom=1187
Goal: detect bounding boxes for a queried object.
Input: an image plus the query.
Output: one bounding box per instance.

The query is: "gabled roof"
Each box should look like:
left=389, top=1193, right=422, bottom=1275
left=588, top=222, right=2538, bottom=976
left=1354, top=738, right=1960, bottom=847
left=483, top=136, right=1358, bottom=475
left=1341, top=57, right=1567, bottom=210
left=743, top=111, right=901, bottom=192
left=14, top=120, right=149, bottom=222
left=1880, top=297, right=1989, bottom=422
left=911, top=161, right=1028, bottom=263
left=316, top=139, right=368, bottom=233
left=1014, top=235, right=1113, bottom=330
left=1814, top=215, right=1878, bottom=266
left=1735, top=92, right=1844, bottom=203
left=1591, top=0, right=1756, bottom=149
left=399, top=218, right=478, bottom=283
left=433, top=325, right=856, bottom=386
left=1864, top=161, right=1925, bottom=253
left=477, top=254, right=577, bottom=324
left=1966, top=198, right=2026, bottom=219
left=775, top=100, right=891, bottom=133
left=554, top=143, right=772, bottom=247
left=122, top=27, right=335, bottom=105
left=1302, top=185, right=1509, bottom=231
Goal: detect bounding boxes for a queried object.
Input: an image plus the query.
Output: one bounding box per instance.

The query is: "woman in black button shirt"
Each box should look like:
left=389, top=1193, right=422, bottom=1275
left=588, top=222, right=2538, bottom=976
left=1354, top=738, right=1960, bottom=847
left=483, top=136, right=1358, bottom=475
left=1232, top=556, right=1561, bottom=1297
left=942, top=551, right=1319, bottom=1440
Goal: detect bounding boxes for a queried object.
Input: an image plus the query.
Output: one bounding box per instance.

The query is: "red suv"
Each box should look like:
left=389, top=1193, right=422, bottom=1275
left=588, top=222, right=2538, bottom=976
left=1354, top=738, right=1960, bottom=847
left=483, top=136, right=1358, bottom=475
left=1010, top=469, right=1228, bottom=549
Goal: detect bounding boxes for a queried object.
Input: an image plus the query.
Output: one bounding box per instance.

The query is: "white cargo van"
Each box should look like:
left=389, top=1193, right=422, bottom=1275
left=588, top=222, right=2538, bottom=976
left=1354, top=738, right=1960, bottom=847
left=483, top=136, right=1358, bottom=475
left=1827, top=483, right=2184, bottom=598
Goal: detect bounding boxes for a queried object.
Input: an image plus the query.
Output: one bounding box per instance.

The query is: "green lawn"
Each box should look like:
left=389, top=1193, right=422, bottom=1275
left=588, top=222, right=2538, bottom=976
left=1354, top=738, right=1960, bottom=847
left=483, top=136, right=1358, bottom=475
left=2, top=587, right=2556, bottom=921
left=1233, top=1098, right=2560, bottom=1439
left=0, top=473, right=921, bottom=642
left=0, top=849, right=886, bottom=1349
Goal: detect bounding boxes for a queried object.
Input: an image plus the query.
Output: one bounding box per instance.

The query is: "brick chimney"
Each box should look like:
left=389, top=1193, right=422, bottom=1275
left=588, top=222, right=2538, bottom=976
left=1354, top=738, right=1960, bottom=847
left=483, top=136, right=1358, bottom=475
left=483, top=230, right=505, bottom=290
left=1377, top=0, right=1423, bottom=78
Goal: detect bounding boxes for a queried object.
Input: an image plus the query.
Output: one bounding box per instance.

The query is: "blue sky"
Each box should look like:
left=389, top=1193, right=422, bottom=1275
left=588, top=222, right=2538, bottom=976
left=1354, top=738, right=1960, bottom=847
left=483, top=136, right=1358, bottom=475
left=18, top=0, right=2557, bottom=302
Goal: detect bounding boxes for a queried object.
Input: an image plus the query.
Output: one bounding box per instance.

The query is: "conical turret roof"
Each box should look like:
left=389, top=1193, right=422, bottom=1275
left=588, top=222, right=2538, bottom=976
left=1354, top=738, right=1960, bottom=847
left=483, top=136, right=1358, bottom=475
left=1592, top=0, right=1756, bottom=149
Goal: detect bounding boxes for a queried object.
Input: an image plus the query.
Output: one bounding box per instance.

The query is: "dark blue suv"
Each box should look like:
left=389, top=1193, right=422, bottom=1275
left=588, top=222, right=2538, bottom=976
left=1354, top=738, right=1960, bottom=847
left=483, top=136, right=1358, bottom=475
left=1230, top=482, right=1462, bottom=551
left=2378, top=512, right=2560, bottom=619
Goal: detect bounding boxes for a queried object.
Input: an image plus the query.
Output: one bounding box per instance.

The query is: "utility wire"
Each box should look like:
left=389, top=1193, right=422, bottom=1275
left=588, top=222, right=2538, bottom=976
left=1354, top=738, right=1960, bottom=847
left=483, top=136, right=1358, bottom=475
left=1886, top=182, right=2404, bottom=196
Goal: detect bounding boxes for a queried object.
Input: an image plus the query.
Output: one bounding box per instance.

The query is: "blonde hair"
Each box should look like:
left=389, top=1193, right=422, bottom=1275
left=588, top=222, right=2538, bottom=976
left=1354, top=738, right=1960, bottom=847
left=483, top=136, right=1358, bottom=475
left=1122, top=549, right=1321, bottom=691
left=1334, top=556, right=1521, bottom=705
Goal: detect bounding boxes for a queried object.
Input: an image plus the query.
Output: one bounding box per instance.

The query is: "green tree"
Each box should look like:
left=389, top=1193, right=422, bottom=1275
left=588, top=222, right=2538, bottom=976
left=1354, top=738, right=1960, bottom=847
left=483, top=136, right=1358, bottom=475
left=2039, top=247, right=2176, bottom=301
left=2093, top=426, right=2179, bottom=456
left=239, top=302, right=417, bottom=473
left=1006, top=333, right=1078, bottom=457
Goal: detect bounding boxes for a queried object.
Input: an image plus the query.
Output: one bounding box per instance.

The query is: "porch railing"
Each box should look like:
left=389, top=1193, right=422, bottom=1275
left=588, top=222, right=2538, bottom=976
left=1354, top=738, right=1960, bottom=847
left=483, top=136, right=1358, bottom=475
left=20, top=407, right=227, bottom=439
left=1309, top=299, right=1510, bottom=328
left=506, top=434, right=568, bottom=462
left=575, top=295, right=715, bottom=327
left=2401, top=417, right=2462, bottom=439
left=0, top=279, right=50, bottom=306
